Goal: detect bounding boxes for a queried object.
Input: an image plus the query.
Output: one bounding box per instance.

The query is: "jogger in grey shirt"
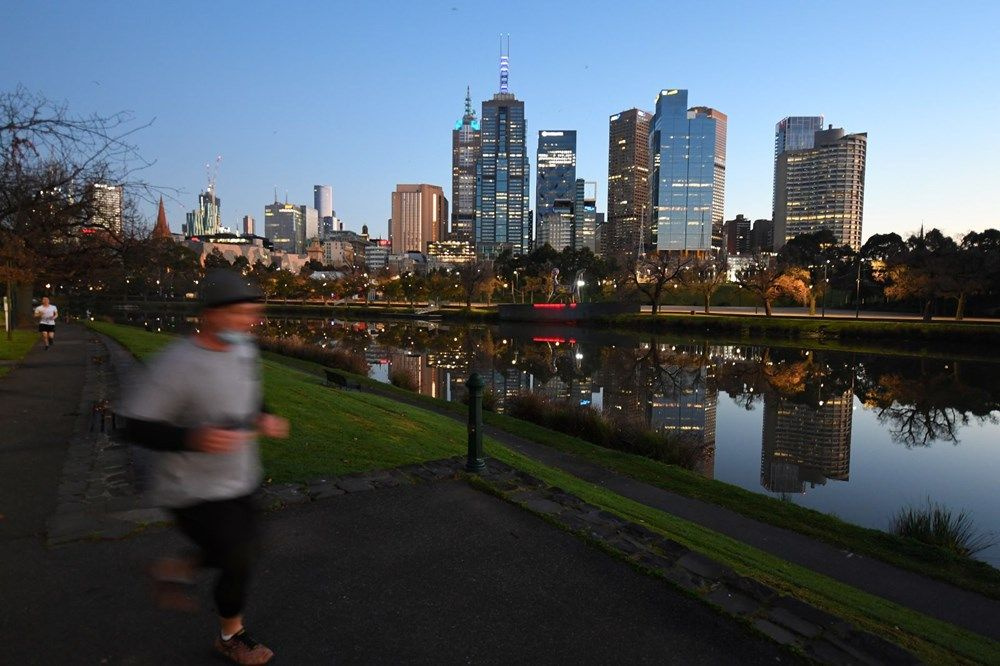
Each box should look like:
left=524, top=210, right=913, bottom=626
left=120, top=269, right=288, bottom=666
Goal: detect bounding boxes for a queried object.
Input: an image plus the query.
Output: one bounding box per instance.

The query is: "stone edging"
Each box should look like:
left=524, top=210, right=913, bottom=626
left=470, top=459, right=920, bottom=666
left=263, top=456, right=917, bottom=665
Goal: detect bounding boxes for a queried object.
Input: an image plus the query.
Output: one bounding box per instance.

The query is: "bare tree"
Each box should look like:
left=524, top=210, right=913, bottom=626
left=736, top=255, right=809, bottom=317
left=682, top=255, right=729, bottom=314
left=1, top=86, right=156, bottom=329
left=627, top=251, right=694, bottom=314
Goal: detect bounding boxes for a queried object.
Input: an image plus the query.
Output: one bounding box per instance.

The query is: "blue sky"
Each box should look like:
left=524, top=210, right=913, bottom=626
left=4, top=0, right=998, bottom=241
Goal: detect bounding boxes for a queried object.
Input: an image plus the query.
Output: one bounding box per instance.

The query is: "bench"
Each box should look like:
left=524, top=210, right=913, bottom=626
left=324, top=368, right=361, bottom=390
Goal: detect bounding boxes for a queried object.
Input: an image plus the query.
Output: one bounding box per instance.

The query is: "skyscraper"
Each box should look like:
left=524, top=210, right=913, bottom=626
left=313, top=185, right=333, bottom=219
left=774, top=126, right=867, bottom=251
left=390, top=184, right=448, bottom=255
left=264, top=202, right=304, bottom=253
left=90, top=183, right=124, bottom=235
left=723, top=214, right=752, bottom=255
left=650, top=90, right=726, bottom=253
left=535, top=130, right=577, bottom=251
left=242, top=214, right=255, bottom=236
left=607, top=109, right=651, bottom=257
left=574, top=179, right=597, bottom=253
left=185, top=190, right=221, bottom=237
left=774, top=116, right=825, bottom=156
left=475, top=42, right=530, bottom=257
left=451, top=87, right=481, bottom=244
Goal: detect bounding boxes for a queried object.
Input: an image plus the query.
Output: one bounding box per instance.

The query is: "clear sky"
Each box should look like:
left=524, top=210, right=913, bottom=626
left=3, top=0, right=998, bottom=242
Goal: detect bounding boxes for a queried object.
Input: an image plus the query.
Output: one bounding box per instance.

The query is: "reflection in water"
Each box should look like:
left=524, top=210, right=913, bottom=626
left=116, top=312, right=1000, bottom=561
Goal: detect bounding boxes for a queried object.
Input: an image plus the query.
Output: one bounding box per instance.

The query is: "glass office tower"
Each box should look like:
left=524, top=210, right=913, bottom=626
left=535, top=130, right=577, bottom=250
left=649, top=89, right=727, bottom=253
left=475, top=49, right=530, bottom=257
left=607, top=108, right=652, bottom=258
left=451, top=87, right=481, bottom=244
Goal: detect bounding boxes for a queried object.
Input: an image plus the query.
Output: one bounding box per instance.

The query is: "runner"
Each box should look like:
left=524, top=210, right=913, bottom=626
left=119, top=269, right=289, bottom=665
left=33, top=297, right=58, bottom=350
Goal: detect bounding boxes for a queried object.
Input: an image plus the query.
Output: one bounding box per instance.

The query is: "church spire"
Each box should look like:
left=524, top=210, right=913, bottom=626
left=152, top=197, right=171, bottom=240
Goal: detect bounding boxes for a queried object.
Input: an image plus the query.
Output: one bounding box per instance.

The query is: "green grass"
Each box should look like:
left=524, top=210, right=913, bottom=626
left=0, top=329, right=39, bottom=377
left=246, top=330, right=1000, bottom=601
left=91, top=321, right=1000, bottom=664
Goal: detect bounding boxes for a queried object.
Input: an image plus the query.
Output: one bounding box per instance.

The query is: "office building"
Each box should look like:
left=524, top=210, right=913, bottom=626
left=314, top=185, right=333, bottom=220
left=185, top=190, right=221, bottom=237
left=299, top=205, right=319, bottom=242
left=390, top=184, right=448, bottom=254
left=774, top=116, right=825, bottom=157
left=475, top=44, right=530, bottom=257
left=242, top=215, right=255, bottom=236
left=451, top=88, right=481, bottom=244
left=89, top=183, right=124, bottom=235
left=723, top=214, right=752, bottom=255
left=427, top=240, right=476, bottom=267
left=774, top=125, right=867, bottom=251
left=574, top=179, right=597, bottom=252
left=751, top=219, right=774, bottom=253
left=264, top=202, right=304, bottom=253
left=536, top=130, right=577, bottom=250
left=607, top=109, right=651, bottom=257
left=650, top=90, right=726, bottom=253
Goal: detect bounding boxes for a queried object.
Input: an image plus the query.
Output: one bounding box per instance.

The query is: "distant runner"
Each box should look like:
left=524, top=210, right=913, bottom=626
left=33, top=297, right=58, bottom=350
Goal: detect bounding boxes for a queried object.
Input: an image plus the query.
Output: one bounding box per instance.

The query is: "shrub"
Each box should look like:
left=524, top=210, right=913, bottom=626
left=506, top=393, right=704, bottom=470
left=259, top=335, right=369, bottom=376
left=461, top=386, right=498, bottom=412
left=890, top=499, right=998, bottom=558
left=389, top=368, right=419, bottom=391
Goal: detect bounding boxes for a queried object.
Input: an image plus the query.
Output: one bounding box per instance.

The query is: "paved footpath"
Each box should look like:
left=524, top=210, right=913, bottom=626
left=358, top=375, right=1000, bottom=643
left=0, top=325, right=801, bottom=664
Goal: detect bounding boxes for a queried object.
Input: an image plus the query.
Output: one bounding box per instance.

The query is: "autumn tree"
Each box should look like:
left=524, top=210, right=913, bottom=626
left=735, top=255, right=809, bottom=316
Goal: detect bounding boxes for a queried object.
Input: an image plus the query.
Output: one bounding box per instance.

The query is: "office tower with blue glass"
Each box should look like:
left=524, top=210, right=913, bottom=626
left=475, top=44, right=530, bottom=257
left=649, top=89, right=727, bottom=253
left=451, top=87, right=481, bottom=245
left=535, top=130, right=577, bottom=251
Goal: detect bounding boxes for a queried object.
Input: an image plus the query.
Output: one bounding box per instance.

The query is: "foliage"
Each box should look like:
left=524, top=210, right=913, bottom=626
left=389, top=367, right=419, bottom=391
left=891, top=499, right=998, bottom=558
left=735, top=254, right=809, bottom=316
left=627, top=251, right=694, bottom=314
left=257, top=334, right=369, bottom=376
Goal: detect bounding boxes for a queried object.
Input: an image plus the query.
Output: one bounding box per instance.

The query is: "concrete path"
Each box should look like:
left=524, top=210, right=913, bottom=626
left=0, top=326, right=800, bottom=664
left=359, top=379, right=1000, bottom=642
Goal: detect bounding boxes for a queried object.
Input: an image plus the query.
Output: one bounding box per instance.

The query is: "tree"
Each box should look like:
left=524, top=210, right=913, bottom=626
left=777, top=230, right=852, bottom=315
left=454, top=261, right=491, bottom=307
left=628, top=251, right=694, bottom=314
left=883, top=229, right=956, bottom=321
left=682, top=255, right=728, bottom=314
left=1, top=87, right=156, bottom=328
left=736, top=255, right=809, bottom=316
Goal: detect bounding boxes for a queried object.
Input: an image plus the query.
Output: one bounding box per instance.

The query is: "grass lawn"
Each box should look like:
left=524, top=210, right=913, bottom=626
left=0, top=329, right=39, bottom=377
left=90, top=321, right=1000, bottom=664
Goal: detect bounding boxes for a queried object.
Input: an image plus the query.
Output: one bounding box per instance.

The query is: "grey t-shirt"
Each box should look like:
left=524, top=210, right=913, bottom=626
left=119, top=337, right=263, bottom=508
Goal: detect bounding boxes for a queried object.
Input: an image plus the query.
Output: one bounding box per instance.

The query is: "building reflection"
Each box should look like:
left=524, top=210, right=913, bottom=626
left=760, top=388, right=852, bottom=494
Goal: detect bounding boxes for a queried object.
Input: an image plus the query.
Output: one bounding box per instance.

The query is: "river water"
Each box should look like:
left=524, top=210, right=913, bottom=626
left=128, top=312, right=1000, bottom=565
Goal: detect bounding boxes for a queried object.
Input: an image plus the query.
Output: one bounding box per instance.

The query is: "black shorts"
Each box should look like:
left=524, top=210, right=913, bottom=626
left=38, top=324, right=55, bottom=333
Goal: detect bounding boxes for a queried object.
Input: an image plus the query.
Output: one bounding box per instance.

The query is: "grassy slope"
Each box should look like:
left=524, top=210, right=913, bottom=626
left=255, top=347, right=1000, bottom=602
left=0, top=330, right=39, bottom=377
left=90, top=322, right=999, bottom=664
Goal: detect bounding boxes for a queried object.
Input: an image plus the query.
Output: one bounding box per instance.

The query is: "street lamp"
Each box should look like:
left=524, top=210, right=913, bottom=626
left=855, top=257, right=869, bottom=319
left=822, top=260, right=830, bottom=318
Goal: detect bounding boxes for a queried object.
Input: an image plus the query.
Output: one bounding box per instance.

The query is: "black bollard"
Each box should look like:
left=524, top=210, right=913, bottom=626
left=465, top=373, right=486, bottom=472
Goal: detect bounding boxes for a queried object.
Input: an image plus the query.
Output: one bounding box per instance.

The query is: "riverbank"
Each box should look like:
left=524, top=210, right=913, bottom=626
left=88, top=321, right=1000, bottom=664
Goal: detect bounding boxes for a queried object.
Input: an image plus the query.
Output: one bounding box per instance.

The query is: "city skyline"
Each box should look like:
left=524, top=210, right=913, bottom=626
left=3, top=1, right=997, bottom=243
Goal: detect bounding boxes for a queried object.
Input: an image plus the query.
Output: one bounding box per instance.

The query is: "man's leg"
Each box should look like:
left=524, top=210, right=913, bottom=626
left=39, top=327, right=47, bottom=348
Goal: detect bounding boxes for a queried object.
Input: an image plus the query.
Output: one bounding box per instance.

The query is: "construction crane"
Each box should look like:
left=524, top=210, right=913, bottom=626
left=205, top=155, right=222, bottom=196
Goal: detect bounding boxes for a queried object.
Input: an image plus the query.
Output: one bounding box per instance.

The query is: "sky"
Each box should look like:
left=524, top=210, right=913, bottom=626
left=3, top=0, right=999, bottom=242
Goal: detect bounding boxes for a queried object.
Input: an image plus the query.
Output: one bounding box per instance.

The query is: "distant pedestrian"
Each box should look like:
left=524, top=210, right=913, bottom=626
left=33, top=297, right=58, bottom=349
left=120, top=269, right=289, bottom=665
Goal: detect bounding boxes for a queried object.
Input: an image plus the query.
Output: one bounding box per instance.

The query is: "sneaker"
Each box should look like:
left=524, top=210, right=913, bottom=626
left=214, top=629, right=274, bottom=665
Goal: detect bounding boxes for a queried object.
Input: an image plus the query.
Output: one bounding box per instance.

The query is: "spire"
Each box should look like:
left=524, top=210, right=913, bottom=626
left=465, top=86, right=473, bottom=116
left=498, top=34, right=510, bottom=94
left=152, top=197, right=171, bottom=240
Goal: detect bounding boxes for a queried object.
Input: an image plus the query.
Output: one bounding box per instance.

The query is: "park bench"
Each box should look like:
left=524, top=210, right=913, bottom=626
left=324, top=368, right=361, bottom=390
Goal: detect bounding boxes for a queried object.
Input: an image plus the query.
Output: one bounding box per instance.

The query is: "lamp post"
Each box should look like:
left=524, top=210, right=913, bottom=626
left=855, top=258, right=866, bottom=319
left=822, top=260, right=830, bottom=318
